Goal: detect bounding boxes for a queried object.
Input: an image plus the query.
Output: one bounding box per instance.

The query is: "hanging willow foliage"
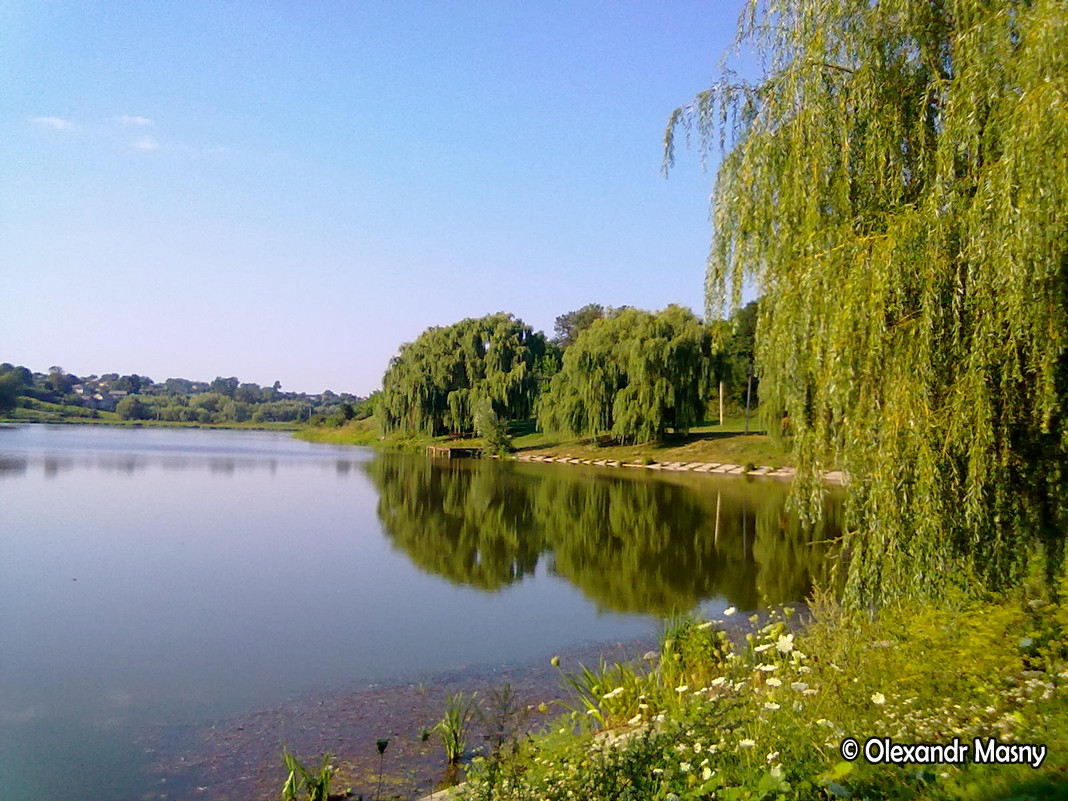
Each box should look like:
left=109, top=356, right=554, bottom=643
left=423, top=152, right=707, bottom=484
left=665, top=0, right=1068, bottom=605
left=538, top=306, right=714, bottom=444
left=379, top=313, right=552, bottom=436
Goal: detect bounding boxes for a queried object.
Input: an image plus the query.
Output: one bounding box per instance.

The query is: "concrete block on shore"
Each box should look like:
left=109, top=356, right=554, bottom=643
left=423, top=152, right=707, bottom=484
left=692, top=463, right=714, bottom=472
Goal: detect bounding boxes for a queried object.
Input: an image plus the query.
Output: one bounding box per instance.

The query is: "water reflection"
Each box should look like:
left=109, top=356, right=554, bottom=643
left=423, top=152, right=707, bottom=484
left=367, top=456, right=843, bottom=615
left=0, top=456, right=27, bottom=476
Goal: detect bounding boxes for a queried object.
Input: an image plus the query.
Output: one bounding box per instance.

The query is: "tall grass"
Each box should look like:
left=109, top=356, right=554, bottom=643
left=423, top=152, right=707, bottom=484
left=438, top=691, right=479, bottom=764
left=280, top=748, right=334, bottom=801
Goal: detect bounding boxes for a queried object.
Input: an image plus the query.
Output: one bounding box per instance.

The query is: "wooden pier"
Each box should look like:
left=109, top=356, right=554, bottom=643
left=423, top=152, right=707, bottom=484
left=426, top=446, right=481, bottom=459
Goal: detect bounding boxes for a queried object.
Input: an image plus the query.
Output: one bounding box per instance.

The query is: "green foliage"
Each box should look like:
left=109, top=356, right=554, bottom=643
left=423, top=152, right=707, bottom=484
left=538, top=305, right=715, bottom=444
left=552, top=303, right=606, bottom=349
left=438, top=691, right=479, bottom=764
left=280, top=748, right=334, bottom=801
left=666, top=0, right=1068, bottom=604
left=115, top=394, right=147, bottom=421
left=474, top=397, right=513, bottom=455
left=718, top=300, right=759, bottom=411
left=379, top=313, right=550, bottom=436
left=0, top=370, right=21, bottom=413
left=461, top=589, right=1068, bottom=801
left=659, top=616, right=731, bottom=691
left=559, top=656, right=660, bottom=729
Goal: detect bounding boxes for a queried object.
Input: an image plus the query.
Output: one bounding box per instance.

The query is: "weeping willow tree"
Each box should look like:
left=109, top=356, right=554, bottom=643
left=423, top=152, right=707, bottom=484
left=665, top=0, right=1068, bottom=604
left=378, top=313, right=551, bottom=436
left=537, top=305, right=714, bottom=444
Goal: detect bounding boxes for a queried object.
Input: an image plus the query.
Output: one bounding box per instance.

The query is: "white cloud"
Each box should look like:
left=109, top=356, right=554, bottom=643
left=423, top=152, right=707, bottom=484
left=30, top=116, right=76, bottom=131
left=119, top=114, right=154, bottom=127
left=132, top=135, right=160, bottom=150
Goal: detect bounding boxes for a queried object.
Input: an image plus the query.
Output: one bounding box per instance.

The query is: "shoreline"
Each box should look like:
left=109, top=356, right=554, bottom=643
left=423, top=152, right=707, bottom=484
left=141, top=611, right=780, bottom=801
left=504, top=451, right=848, bottom=485
left=140, top=636, right=662, bottom=801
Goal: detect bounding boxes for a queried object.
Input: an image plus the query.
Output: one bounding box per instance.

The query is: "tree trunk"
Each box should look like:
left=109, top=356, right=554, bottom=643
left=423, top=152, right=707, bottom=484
left=744, top=365, right=753, bottom=434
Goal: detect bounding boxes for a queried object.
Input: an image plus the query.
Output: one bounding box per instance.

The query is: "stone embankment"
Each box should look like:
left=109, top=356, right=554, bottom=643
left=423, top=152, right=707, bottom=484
left=511, top=454, right=847, bottom=485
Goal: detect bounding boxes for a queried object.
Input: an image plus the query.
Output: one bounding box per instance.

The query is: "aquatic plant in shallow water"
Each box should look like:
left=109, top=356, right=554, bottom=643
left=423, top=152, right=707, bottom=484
left=281, top=748, right=335, bottom=801
left=438, top=691, right=479, bottom=764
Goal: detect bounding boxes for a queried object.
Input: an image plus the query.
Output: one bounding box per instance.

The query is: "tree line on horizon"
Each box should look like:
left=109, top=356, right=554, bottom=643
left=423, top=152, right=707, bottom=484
left=375, top=301, right=760, bottom=446
left=0, top=363, right=370, bottom=424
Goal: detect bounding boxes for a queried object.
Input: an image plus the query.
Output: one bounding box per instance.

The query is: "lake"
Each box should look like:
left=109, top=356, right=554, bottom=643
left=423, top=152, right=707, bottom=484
left=0, top=425, right=840, bottom=800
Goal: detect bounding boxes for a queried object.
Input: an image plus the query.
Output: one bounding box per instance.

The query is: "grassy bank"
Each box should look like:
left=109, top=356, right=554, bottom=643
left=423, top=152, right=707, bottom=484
left=295, top=415, right=792, bottom=467
left=1, top=399, right=299, bottom=431
left=456, top=578, right=1068, bottom=801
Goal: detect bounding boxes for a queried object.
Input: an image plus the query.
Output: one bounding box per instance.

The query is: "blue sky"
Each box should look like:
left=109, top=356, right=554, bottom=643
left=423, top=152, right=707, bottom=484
left=3, top=2, right=746, bottom=395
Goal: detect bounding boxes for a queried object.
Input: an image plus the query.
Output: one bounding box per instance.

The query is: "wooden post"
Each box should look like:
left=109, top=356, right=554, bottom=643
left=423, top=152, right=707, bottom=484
left=718, top=380, right=724, bottom=426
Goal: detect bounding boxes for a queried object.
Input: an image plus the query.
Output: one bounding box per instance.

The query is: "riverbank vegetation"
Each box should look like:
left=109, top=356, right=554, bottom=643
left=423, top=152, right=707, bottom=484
left=457, top=573, right=1068, bottom=801
left=296, top=414, right=791, bottom=468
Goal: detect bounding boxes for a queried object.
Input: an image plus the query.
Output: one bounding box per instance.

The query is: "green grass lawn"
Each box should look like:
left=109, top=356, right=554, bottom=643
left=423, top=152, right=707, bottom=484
left=510, top=420, right=792, bottom=468
left=295, top=415, right=794, bottom=467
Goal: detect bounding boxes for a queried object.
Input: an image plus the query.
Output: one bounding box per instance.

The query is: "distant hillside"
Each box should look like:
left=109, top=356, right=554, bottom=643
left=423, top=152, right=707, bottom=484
left=0, top=363, right=371, bottom=425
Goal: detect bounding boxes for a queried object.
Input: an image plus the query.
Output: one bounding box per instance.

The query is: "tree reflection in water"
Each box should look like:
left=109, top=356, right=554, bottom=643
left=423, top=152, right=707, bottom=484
left=365, top=455, right=842, bottom=615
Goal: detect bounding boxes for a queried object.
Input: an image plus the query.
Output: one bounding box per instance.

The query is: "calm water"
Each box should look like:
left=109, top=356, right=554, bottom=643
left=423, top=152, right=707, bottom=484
left=0, top=425, right=839, bottom=800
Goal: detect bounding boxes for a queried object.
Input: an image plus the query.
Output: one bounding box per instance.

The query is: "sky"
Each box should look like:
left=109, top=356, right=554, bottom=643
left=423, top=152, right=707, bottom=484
left=3, top=1, right=748, bottom=396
